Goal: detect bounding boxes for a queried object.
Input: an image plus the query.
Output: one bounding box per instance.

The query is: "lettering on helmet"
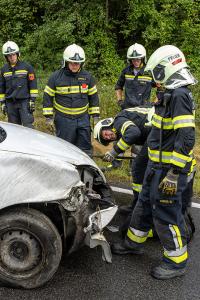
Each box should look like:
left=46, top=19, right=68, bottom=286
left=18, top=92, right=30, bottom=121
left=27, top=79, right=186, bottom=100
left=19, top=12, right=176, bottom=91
left=168, top=53, right=180, bottom=62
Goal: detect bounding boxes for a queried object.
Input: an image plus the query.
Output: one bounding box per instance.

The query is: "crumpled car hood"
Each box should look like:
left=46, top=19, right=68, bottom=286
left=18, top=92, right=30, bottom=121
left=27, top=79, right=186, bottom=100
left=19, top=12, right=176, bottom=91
left=0, top=122, right=99, bottom=168
left=0, top=122, right=106, bottom=210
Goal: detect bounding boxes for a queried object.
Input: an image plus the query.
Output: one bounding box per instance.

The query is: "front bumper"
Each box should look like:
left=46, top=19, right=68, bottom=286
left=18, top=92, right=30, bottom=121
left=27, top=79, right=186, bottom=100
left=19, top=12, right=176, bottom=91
left=84, top=205, right=118, bottom=263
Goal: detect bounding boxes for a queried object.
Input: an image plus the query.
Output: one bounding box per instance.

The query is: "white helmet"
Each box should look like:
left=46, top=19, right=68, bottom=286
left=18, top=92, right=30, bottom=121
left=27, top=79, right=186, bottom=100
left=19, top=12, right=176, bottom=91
left=127, top=43, right=147, bottom=63
left=145, top=45, right=189, bottom=87
left=63, top=44, right=85, bottom=66
left=93, top=118, right=114, bottom=146
left=2, top=41, right=20, bottom=56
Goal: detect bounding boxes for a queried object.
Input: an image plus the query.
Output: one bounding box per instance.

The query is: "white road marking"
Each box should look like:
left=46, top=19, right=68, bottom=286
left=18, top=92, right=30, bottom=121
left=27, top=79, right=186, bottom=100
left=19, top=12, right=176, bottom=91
left=111, top=186, right=200, bottom=209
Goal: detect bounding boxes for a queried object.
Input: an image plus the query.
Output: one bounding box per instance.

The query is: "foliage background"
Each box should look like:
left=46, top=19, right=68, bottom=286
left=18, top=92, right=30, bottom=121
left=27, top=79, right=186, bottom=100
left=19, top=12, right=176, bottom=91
left=0, top=0, right=200, bottom=192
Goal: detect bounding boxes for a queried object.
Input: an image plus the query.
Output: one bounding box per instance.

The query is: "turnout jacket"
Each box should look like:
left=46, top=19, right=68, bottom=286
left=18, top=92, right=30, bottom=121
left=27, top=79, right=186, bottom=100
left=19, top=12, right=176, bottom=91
left=43, top=68, right=100, bottom=119
left=148, top=87, right=195, bottom=173
left=0, top=61, right=38, bottom=102
left=115, top=65, right=153, bottom=108
left=112, top=106, right=153, bottom=154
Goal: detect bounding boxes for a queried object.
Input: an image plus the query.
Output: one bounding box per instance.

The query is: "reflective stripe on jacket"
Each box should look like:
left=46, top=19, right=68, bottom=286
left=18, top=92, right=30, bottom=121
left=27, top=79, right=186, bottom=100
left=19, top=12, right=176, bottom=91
left=115, top=65, right=154, bottom=108
left=43, top=68, right=100, bottom=119
left=0, top=61, right=38, bottom=102
left=147, top=87, right=195, bottom=172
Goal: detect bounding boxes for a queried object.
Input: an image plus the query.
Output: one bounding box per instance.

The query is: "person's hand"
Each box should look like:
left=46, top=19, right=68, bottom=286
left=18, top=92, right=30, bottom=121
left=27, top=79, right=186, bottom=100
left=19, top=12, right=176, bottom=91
left=46, top=117, right=54, bottom=126
left=1, top=103, right=7, bottom=116
left=117, top=99, right=124, bottom=109
left=159, top=169, right=179, bottom=196
left=29, top=99, right=35, bottom=113
left=103, top=149, right=118, bottom=162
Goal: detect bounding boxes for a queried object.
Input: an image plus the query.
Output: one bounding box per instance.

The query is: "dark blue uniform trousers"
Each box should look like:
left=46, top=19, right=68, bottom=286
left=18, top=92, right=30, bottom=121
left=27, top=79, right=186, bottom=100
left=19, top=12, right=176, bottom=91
left=127, top=160, right=188, bottom=268
left=54, top=113, right=92, bottom=156
left=6, top=99, right=34, bottom=128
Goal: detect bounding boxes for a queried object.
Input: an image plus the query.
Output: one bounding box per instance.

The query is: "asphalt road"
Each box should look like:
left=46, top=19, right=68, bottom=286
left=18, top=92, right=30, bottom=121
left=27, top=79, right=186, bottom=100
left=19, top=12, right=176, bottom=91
left=0, top=191, right=200, bottom=300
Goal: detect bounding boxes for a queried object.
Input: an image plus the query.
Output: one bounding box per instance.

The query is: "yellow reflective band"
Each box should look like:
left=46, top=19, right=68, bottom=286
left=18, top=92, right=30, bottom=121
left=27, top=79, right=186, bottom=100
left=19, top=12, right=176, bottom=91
left=0, top=94, right=5, bottom=101
left=164, top=250, right=188, bottom=264
left=54, top=100, right=89, bottom=115
left=147, top=229, right=153, bottom=238
left=172, top=225, right=183, bottom=248
left=88, top=107, right=100, bottom=114
left=121, top=121, right=135, bottom=135
left=125, top=75, right=135, bottom=79
left=187, top=158, right=196, bottom=176
left=127, top=228, right=148, bottom=243
left=148, top=148, right=172, bottom=164
left=173, top=114, right=195, bottom=129
left=125, top=107, right=151, bottom=114
left=43, top=107, right=54, bottom=115
left=30, top=89, right=38, bottom=97
left=132, top=182, right=142, bottom=192
left=117, top=138, right=130, bottom=151
left=152, top=114, right=173, bottom=129
left=15, top=70, right=28, bottom=75
left=44, top=85, right=56, bottom=97
left=3, top=72, right=12, bottom=77
left=88, top=85, right=97, bottom=96
left=171, top=151, right=192, bottom=168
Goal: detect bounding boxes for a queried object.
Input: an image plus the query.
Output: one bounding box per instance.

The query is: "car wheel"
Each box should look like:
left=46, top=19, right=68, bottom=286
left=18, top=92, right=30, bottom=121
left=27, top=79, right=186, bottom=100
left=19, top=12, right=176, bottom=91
left=0, top=207, right=62, bottom=289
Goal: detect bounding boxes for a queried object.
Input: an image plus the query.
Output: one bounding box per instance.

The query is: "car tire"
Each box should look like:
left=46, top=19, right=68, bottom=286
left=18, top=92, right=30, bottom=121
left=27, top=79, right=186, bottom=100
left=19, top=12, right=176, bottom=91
left=0, top=207, right=62, bottom=289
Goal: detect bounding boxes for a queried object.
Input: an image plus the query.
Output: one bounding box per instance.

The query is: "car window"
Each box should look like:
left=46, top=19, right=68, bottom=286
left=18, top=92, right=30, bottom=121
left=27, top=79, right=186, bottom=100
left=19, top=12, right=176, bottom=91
left=0, top=126, right=7, bottom=142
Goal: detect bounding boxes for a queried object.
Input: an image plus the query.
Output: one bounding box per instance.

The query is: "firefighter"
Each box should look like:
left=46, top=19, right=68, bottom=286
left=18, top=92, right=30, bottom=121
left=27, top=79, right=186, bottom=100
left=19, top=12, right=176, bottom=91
left=109, top=43, right=154, bottom=171
left=43, top=44, right=100, bottom=157
left=93, top=106, right=154, bottom=206
left=115, top=43, right=154, bottom=109
left=111, top=45, right=197, bottom=280
left=0, top=41, right=38, bottom=128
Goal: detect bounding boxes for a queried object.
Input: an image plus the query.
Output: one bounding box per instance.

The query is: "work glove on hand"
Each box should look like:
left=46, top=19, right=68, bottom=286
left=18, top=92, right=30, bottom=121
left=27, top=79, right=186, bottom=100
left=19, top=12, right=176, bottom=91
left=117, top=99, right=124, bottom=109
left=1, top=102, right=7, bottom=116
left=159, top=168, right=179, bottom=196
left=103, top=149, right=118, bottom=162
left=45, top=117, right=54, bottom=127
left=29, top=99, right=35, bottom=113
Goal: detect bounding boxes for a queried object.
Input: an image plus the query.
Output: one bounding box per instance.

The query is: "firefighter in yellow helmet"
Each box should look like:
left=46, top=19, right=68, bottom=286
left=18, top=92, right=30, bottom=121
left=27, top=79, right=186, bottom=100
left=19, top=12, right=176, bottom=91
left=0, top=41, right=38, bottom=128
left=43, top=44, right=100, bottom=157
left=111, top=45, right=197, bottom=280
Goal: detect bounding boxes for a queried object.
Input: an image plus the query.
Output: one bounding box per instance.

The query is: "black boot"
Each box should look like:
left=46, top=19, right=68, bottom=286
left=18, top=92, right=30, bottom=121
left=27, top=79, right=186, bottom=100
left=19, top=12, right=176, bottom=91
left=151, top=262, right=186, bottom=280
left=111, top=238, right=144, bottom=255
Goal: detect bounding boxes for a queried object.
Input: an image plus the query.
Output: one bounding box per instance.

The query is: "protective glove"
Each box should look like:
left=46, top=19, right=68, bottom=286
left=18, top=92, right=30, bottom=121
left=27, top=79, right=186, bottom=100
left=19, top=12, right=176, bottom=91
left=46, top=117, right=54, bottom=126
left=103, top=149, right=118, bottom=162
left=117, top=99, right=124, bottom=109
left=1, top=102, right=7, bottom=116
left=159, top=169, right=179, bottom=196
left=29, top=99, right=35, bottom=113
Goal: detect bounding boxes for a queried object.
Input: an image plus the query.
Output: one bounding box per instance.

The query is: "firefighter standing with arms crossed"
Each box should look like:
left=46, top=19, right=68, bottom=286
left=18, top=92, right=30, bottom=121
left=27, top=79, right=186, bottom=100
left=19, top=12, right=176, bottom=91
left=43, top=44, right=100, bottom=157
left=111, top=45, right=197, bottom=280
left=0, top=41, right=38, bottom=128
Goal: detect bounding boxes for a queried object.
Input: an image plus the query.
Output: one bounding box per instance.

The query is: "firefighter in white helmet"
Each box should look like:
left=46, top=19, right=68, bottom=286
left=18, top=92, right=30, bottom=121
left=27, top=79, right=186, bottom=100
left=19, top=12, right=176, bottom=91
left=115, top=43, right=154, bottom=109
left=43, top=43, right=100, bottom=157
left=0, top=41, right=38, bottom=128
left=111, top=45, right=197, bottom=280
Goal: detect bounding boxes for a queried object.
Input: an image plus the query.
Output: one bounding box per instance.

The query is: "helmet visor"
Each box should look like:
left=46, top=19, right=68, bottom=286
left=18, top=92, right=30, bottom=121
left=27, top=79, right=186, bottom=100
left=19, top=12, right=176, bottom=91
left=152, top=64, right=166, bottom=81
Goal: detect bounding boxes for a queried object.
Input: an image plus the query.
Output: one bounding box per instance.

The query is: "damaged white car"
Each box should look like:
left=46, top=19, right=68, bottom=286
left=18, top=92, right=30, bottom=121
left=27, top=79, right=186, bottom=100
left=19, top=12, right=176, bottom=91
left=0, top=122, right=117, bottom=289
